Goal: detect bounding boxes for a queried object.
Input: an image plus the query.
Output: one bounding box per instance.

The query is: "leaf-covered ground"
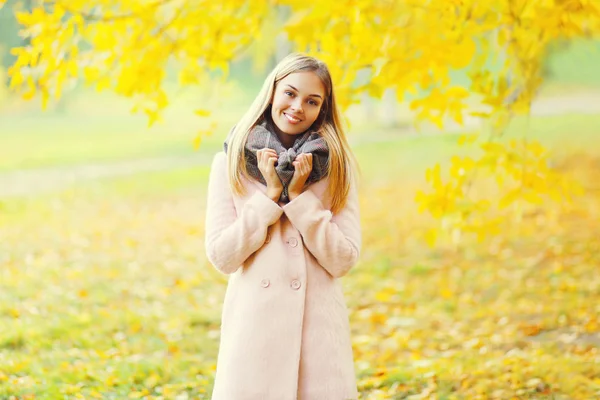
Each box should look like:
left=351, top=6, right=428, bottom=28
left=1, top=115, right=599, bottom=399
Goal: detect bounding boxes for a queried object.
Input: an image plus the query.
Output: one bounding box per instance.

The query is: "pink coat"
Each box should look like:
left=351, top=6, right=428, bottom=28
left=204, top=151, right=361, bottom=400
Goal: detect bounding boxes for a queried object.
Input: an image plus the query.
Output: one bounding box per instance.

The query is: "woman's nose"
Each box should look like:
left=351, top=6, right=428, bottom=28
left=291, top=98, right=304, bottom=112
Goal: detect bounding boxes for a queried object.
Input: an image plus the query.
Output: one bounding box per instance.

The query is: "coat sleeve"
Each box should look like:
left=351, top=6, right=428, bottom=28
left=282, top=182, right=361, bottom=278
left=204, top=152, right=283, bottom=274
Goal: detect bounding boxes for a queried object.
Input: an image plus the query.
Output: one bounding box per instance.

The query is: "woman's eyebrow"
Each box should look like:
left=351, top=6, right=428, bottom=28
left=285, top=84, right=323, bottom=99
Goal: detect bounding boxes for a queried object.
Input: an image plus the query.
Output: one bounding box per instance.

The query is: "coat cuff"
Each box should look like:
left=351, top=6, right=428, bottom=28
left=247, top=190, right=284, bottom=225
left=282, top=190, right=324, bottom=227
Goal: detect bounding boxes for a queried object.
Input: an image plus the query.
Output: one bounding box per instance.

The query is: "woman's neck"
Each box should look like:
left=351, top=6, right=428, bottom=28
left=267, top=119, right=296, bottom=149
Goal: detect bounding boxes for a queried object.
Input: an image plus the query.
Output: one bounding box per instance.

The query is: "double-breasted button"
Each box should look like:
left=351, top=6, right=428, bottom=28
left=290, top=279, right=301, bottom=290
left=287, top=237, right=298, bottom=247
left=260, top=279, right=270, bottom=288
left=265, top=234, right=271, bottom=244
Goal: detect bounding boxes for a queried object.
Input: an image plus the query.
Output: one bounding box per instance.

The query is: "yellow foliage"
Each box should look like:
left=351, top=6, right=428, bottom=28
left=5, top=0, right=599, bottom=125
left=3, top=0, right=599, bottom=245
left=416, top=136, right=585, bottom=246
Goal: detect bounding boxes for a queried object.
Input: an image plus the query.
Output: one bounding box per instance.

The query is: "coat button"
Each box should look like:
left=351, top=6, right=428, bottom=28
left=287, top=237, right=298, bottom=247
left=290, top=279, right=301, bottom=290
left=265, top=234, right=271, bottom=243
left=260, top=279, right=270, bottom=288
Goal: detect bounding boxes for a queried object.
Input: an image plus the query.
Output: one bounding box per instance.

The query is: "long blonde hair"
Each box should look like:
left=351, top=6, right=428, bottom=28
left=226, top=53, right=358, bottom=214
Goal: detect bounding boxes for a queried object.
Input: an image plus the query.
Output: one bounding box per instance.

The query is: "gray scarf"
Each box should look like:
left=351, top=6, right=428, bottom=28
left=223, top=120, right=329, bottom=202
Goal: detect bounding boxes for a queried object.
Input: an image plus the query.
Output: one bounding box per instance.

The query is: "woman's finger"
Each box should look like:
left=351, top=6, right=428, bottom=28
left=302, top=156, right=310, bottom=171
left=263, top=149, right=277, bottom=157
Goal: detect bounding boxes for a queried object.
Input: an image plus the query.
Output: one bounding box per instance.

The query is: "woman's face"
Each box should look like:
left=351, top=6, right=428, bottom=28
left=270, top=71, right=325, bottom=143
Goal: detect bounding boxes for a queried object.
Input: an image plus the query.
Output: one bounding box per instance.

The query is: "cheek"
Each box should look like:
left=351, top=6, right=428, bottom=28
left=272, top=94, right=288, bottom=110
left=307, top=108, right=321, bottom=124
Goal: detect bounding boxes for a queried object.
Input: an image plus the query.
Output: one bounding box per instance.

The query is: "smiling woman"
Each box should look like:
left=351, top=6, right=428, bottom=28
left=204, top=53, right=361, bottom=400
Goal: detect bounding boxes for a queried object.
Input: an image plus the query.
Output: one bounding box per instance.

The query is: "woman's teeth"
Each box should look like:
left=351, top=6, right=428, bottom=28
left=285, top=113, right=300, bottom=123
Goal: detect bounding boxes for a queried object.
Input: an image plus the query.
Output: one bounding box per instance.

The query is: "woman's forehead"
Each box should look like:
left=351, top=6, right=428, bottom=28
left=278, top=72, right=325, bottom=97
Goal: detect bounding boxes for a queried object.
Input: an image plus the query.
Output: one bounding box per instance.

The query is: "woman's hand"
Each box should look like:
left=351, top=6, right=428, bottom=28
left=288, top=153, right=313, bottom=201
left=257, top=148, right=283, bottom=202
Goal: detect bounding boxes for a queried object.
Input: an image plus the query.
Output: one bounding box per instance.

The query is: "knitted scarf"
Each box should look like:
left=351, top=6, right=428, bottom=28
left=223, top=120, right=329, bottom=203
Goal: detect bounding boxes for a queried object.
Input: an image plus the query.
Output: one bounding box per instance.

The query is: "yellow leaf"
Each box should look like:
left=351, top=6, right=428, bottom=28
left=168, top=343, right=180, bottom=354
left=369, top=312, right=387, bottom=325
left=520, top=323, right=542, bottom=336
left=425, top=228, right=437, bottom=247
left=445, top=86, right=470, bottom=99
left=83, top=66, right=100, bottom=83
left=440, top=286, right=453, bottom=299
left=429, top=163, right=443, bottom=189
left=523, top=191, right=543, bottom=204
left=144, top=108, right=162, bottom=127
left=499, top=188, right=520, bottom=209
left=144, top=372, right=161, bottom=388
left=585, top=318, right=598, bottom=333
left=96, top=76, right=112, bottom=92
left=129, top=389, right=150, bottom=398
left=527, top=140, right=545, bottom=157
left=105, top=375, right=118, bottom=387
left=481, top=142, right=504, bottom=154
left=449, top=36, right=476, bottom=69
left=8, top=67, right=24, bottom=89
left=375, top=288, right=395, bottom=302
left=41, top=89, right=50, bottom=110
left=193, top=130, right=212, bottom=150
left=469, top=111, right=491, bottom=118
left=194, top=109, right=211, bottom=117
left=414, top=190, right=429, bottom=213
left=63, top=384, right=81, bottom=395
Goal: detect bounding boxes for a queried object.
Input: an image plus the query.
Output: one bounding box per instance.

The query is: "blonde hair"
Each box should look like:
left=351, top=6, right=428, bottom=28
left=226, top=53, right=358, bottom=214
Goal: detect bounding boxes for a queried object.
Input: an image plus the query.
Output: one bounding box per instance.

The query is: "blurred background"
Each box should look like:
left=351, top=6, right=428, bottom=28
left=1, top=1, right=600, bottom=399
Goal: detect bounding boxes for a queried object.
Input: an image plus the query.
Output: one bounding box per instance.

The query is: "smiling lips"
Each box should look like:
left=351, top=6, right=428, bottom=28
left=284, top=112, right=302, bottom=124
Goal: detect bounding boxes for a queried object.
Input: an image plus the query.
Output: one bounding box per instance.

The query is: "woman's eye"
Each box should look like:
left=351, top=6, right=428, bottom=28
left=308, top=100, right=318, bottom=106
left=285, top=91, right=294, bottom=97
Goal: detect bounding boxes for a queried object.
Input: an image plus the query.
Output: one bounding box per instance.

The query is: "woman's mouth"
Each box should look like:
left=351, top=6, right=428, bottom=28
left=284, top=113, right=302, bottom=124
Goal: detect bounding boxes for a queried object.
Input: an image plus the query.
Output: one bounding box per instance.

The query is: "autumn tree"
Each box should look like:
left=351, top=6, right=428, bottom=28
left=3, top=0, right=600, bottom=245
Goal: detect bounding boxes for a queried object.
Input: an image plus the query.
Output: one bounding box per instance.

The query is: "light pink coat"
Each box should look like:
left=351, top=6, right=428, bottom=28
left=204, top=151, right=361, bottom=400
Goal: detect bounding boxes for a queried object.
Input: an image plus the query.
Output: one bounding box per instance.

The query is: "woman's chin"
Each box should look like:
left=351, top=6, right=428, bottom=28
left=275, top=123, right=305, bottom=136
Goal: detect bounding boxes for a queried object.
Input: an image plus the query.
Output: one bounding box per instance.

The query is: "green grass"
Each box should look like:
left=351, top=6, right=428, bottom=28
left=353, top=113, right=600, bottom=184
left=544, top=39, right=600, bottom=87
left=0, top=163, right=220, bottom=397
left=1, top=107, right=599, bottom=178
left=0, top=40, right=599, bottom=396
left=0, top=114, right=224, bottom=172
left=0, top=111, right=599, bottom=398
